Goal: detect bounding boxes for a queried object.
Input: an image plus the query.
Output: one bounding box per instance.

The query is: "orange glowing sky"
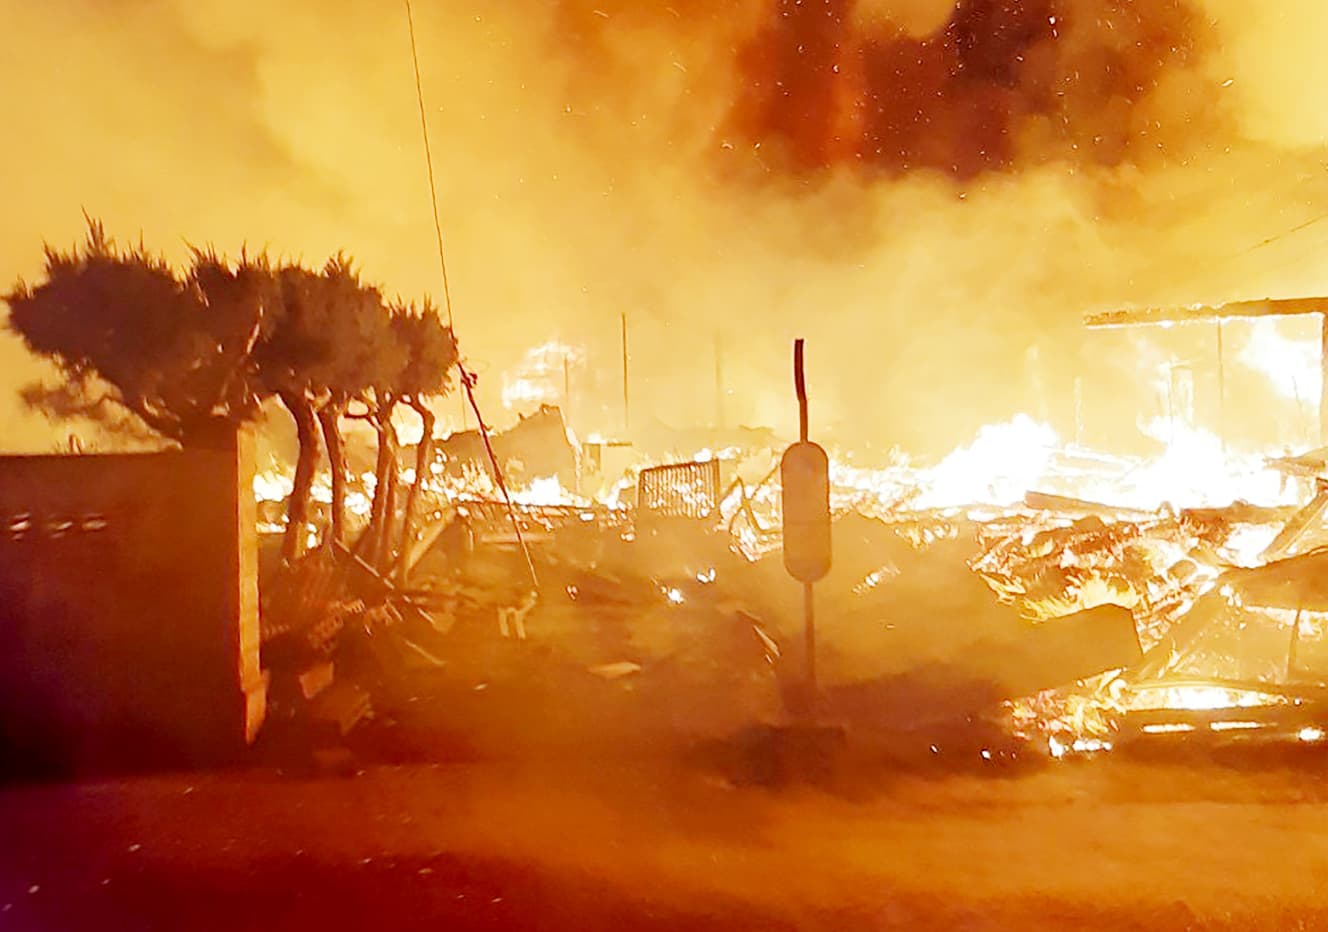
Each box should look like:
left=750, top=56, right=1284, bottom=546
left=4, top=0, right=1328, bottom=455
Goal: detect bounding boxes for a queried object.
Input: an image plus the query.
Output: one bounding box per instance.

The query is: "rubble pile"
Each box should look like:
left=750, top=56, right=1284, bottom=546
left=249, top=407, right=1328, bottom=767
left=988, top=503, right=1328, bottom=756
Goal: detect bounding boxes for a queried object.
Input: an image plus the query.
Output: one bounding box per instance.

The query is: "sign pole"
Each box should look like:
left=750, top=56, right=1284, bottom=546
left=803, top=579, right=816, bottom=699
left=781, top=337, right=830, bottom=709
left=793, top=340, right=814, bottom=697
left=794, top=339, right=809, bottom=444
left=775, top=338, right=843, bottom=773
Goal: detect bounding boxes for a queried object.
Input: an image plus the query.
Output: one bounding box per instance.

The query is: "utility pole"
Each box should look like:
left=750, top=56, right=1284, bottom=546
left=620, top=312, right=630, bottom=435
left=563, top=351, right=571, bottom=419
left=1073, top=377, right=1084, bottom=449
left=714, top=331, right=725, bottom=430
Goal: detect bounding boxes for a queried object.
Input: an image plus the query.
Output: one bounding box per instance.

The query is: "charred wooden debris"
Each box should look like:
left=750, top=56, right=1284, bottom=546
left=252, top=412, right=1328, bottom=765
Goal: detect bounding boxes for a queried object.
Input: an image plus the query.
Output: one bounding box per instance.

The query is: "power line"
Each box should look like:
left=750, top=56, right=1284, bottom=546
left=405, top=0, right=454, bottom=331
left=1234, top=211, right=1328, bottom=258
left=403, top=0, right=539, bottom=592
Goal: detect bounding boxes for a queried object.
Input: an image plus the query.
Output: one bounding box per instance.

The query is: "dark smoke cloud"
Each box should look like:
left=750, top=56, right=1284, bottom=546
left=544, top=0, right=1218, bottom=180
left=730, top=0, right=1213, bottom=178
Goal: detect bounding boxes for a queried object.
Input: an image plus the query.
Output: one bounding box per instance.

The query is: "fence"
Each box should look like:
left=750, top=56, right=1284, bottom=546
left=636, top=459, right=722, bottom=522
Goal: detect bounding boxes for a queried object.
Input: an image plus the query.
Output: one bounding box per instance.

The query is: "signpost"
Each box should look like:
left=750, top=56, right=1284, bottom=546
left=780, top=339, right=831, bottom=704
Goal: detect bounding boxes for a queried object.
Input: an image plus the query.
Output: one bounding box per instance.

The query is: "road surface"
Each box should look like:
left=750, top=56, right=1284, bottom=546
left=2, top=752, right=1328, bottom=930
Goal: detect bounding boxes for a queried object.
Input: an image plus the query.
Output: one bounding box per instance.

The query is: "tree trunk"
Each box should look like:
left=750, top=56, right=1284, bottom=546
left=396, top=399, right=436, bottom=583
left=375, top=424, right=400, bottom=571
left=362, top=423, right=389, bottom=560
left=374, top=419, right=398, bottom=573
left=278, top=389, right=321, bottom=565
left=317, top=402, right=347, bottom=546
left=362, top=403, right=398, bottom=570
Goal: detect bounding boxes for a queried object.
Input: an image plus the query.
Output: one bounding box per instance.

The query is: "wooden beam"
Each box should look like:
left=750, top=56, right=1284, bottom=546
left=1084, top=297, right=1328, bottom=329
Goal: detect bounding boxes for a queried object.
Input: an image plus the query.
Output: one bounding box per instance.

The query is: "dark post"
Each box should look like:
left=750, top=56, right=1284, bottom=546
left=714, top=332, right=725, bottom=430
left=621, top=312, right=630, bottom=435
left=563, top=352, right=571, bottom=416
left=794, top=339, right=808, bottom=443
left=1073, top=377, right=1084, bottom=448
left=796, top=340, right=812, bottom=694
left=803, top=580, right=816, bottom=699
left=564, top=351, right=576, bottom=493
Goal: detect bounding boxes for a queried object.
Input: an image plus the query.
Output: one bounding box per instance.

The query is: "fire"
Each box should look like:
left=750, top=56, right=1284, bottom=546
left=253, top=469, right=293, bottom=504
left=501, top=342, right=583, bottom=413
left=912, top=415, right=1058, bottom=510
left=1218, top=523, right=1282, bottom=568
left=1237, top=318, right=1321, bottom=405
left=809, top=411, right=1301, bottom=520
left=509, top=475, right=587, bottom=507
left=1126, top=685, right=1288, bottom=712
left=253, top=404, right=1305, bottom=540
left=1117, top=418, right=1296, bottom=510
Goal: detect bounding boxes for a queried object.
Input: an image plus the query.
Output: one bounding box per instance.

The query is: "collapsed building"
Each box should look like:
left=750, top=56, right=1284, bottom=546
left=12, top=292, right=1328, bottom=774
left=239, top=288, right=1328, bottom=760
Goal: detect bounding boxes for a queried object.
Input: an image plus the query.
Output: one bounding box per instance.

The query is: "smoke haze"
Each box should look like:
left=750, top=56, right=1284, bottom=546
left=3, top=0, right=1328, bottom=455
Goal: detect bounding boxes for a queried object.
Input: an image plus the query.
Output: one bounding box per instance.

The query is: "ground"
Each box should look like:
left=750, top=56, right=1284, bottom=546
left=6, top=562, right=1328, bottom=930
left=6, top=737, right=1328, bottom=929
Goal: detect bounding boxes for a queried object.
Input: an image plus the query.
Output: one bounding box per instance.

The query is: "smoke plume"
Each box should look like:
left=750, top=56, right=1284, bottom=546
left=2, top=0, right=1327, bottom=455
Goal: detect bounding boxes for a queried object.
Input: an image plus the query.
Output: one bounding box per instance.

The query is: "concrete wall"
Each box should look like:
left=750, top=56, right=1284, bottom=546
left=0, top=427, right=266, bottom=772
